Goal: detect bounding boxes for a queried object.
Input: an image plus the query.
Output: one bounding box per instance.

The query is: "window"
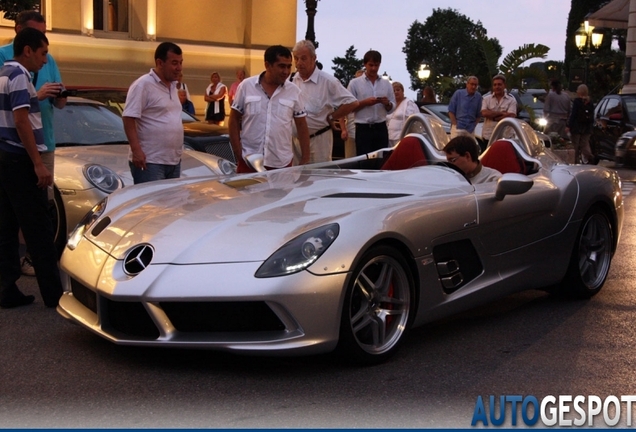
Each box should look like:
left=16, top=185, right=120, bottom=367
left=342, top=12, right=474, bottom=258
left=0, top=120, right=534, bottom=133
left=93, top=0, right=128, bottom=33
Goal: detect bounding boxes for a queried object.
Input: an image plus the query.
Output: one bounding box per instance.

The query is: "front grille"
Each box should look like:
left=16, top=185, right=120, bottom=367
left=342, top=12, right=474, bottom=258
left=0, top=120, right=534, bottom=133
left=160, top=301, right=285, bottom=332
left=104, top=299, right=160, bottom=339
left=70, top=278, right=97, bottom=313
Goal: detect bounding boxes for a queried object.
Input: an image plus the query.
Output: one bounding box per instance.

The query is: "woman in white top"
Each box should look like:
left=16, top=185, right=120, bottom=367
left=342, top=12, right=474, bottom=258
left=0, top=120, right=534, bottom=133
left=204, top=71, right=227, bottom=125
left=386, top=81, right=419, bottom=146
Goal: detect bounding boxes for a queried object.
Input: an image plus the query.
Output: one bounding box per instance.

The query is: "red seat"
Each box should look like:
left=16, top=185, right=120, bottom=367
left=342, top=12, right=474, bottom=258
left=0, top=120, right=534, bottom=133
left=481, top=140, right=525, bottom=174
left=381, top=136, right=427, bottom=170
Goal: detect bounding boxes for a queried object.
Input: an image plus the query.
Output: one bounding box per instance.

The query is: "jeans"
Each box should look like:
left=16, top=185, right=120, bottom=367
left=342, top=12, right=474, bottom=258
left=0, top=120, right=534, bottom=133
left=129, top=161, right=181, bottom=184
left=0, top=150, right=63, bottom=306
left=355, top=122, right=389, bottom=155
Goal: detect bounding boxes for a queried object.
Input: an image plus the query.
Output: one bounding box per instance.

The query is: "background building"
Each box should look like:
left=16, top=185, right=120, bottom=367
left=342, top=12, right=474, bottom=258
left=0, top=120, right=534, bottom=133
left=0, top=0, right=298, bottom=114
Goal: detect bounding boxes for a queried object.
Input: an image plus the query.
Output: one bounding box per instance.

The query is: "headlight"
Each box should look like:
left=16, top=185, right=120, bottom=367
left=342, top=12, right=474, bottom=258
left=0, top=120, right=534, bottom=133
left=255, top=223, right=340, bottom=278
left=537, top=118, right=548, bottom=127
left=218, top=158, right=236, bottom=175
left=66, top=198, right=108, bottom=250
left=84, top=164, right=123, bottom=193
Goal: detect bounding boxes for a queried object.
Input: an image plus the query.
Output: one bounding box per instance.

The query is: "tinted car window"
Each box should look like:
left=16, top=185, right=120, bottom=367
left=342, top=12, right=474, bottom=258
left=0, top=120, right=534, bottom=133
left=624, top=96, right=636, bottom=124
left=603, top=98, right=621, bottom=118
left=55, top=102, right=128, bottom=146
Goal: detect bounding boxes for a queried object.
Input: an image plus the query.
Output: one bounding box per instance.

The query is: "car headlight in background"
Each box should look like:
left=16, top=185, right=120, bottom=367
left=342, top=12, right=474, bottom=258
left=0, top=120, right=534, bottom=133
left=218, top=158, right=236, bottom=175
left=255, top=223, right=340, bottom=278
left=537, top=117, right=548, bottom=128
left=66, top=198, right=108, bottom=250
left=84, top=164, right=123, bottom=193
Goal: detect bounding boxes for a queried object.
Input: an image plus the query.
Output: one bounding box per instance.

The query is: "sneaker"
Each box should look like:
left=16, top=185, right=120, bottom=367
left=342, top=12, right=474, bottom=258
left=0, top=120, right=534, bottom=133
left=21, top=256, right=36, bottom=277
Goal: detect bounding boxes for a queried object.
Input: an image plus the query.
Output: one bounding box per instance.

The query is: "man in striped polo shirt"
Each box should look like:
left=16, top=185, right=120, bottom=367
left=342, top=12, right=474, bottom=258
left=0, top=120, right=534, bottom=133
left=0, top=27, right=63, bottom=309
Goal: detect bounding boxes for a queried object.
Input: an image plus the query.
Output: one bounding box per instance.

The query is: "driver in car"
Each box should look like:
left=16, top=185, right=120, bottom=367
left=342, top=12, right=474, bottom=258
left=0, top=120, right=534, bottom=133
left=444, top=136, right=501, bottom=184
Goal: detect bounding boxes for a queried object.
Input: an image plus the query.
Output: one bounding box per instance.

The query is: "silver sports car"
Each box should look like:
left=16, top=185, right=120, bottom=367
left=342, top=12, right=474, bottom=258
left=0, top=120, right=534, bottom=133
left=57, top=115, right=624, bottom=364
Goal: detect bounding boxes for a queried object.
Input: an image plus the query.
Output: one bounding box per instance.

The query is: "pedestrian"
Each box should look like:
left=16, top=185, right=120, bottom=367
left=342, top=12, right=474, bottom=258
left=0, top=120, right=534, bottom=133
left=481, top=74, right=516, bottom=144
left=228, top=68, right=245, bottom=106
left=204, top=71, right=227, bottom=125
left=0, top=27, right=64, bottom=308
left=448, top=76, right=482, bottom=139
left=386, top=81, right=419, bottom=146
left=567, top=84, right=596, bottom=164
left=544, top=80, right=571, bottom=139
left=123, top=42, right=184, bottom=184
left=229, top=45, right=310, bottom=173
left=347, top=50, right=396, bottom=155
left=179, top=89, right=195, bottom=115
left=340, top=69, right=364, bottom=159
left=176, top=71, right=191, bottom=103
left=292, top=40, right=358, bottom=163
left=0, top=10, right=68, bottom=276
left=421, top=86, right=436, bottom=104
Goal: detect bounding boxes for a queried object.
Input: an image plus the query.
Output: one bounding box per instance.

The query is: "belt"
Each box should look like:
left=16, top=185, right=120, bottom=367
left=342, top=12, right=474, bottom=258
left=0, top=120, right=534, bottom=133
left=355, top=122, right=386, bottom=129
left=309, top=125, right=332, bottom=139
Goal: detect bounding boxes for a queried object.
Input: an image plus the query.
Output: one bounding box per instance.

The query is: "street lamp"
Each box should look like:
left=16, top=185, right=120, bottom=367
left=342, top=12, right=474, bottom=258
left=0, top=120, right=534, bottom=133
left=382, top=71, right=392, bottom=82
left=417, top=63, right=431, bottom=81
left=304, top=0, right=319, bottom=49
left=575, top=20, right=603, bottom=84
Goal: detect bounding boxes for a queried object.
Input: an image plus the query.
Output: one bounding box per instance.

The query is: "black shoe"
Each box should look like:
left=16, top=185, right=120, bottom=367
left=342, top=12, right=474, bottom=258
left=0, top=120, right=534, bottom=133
left=0, top=292, right=35, bottom=308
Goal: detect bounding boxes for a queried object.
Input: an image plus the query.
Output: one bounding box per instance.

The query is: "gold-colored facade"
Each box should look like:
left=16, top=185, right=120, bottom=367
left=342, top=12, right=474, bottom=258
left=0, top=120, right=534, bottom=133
left=0, top=0, right=298, bottom=113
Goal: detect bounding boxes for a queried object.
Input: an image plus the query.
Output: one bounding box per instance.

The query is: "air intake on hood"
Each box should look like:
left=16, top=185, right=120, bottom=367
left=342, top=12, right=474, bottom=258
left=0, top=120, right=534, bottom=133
left=323, top=193, right=411, bottom=199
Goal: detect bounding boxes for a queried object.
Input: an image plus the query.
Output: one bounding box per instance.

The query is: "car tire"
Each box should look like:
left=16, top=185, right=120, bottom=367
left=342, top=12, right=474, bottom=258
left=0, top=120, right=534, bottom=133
left=562, top=208, right=613, bottom=298
left=51, top=186, right=67, bottom=258
left=337, top=245, right=414, bottom=365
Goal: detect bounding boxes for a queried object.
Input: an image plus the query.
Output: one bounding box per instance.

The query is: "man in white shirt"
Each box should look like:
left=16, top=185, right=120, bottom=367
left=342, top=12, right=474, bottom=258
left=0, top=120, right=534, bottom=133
left=481, top=74, right=517, bottom=143
left=347, top=50, right=396, bottom=155
left=229, top=45, right=310, bottom=173
left=292, top=40, right=358, bottom=163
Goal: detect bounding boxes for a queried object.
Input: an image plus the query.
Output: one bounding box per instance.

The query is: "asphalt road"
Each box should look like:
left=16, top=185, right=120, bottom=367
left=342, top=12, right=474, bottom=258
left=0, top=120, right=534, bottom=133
left=2, top=162, right=636, bottom=428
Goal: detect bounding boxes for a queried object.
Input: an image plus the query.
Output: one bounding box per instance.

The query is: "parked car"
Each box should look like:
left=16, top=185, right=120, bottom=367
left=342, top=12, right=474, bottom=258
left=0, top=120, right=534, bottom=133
left=57, top=114, right=622, bottom=364
left=510, top=89, right=548, bottom=130
left=53, top=97, right=235, bottom=252
left=590, top=93, right=636, bottom=162
left=66, top=86, right=234, bottom=162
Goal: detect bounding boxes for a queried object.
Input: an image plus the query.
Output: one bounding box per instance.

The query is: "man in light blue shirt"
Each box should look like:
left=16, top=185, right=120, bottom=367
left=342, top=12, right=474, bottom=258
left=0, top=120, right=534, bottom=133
left=448, top=76, right=481, bottom=138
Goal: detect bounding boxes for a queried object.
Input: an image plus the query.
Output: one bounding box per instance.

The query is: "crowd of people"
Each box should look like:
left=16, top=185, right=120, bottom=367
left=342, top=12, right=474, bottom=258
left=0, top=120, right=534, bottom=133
left=0, top=24, right=599, bottom=310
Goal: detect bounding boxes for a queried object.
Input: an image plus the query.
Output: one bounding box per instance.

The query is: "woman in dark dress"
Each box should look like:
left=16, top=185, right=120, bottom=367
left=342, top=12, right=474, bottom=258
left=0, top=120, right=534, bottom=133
left=204, top=72, right=227, bottom=125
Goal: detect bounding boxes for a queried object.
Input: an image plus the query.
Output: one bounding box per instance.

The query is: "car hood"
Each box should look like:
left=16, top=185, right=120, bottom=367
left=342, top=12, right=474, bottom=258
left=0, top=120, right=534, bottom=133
left=182, top=121, right=228, bottom=137
left=88, top=166, right=472, bottom=264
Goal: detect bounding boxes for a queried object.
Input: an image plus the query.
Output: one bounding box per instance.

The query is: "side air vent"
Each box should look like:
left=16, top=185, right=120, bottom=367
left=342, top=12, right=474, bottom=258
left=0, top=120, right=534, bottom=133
left=323, top=193, right=410, bottom=199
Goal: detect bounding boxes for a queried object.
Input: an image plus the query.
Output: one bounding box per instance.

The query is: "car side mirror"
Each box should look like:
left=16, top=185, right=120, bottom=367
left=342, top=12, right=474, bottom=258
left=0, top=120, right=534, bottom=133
left=495, top=173, right=534, bottom=201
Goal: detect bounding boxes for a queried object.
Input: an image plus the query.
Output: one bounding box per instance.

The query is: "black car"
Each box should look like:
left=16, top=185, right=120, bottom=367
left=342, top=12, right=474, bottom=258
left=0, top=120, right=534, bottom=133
left=590, top=93, right=636, bottom=162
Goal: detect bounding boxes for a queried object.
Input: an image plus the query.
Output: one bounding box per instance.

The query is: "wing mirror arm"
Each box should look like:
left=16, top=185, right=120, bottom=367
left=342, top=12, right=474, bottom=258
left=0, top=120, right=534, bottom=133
left=494, top=173, right=534, bottom=201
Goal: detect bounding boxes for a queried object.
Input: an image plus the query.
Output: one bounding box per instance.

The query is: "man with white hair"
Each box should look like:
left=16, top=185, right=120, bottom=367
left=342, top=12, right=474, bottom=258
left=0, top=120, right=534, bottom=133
left=292, top=40, right=358, bottom=163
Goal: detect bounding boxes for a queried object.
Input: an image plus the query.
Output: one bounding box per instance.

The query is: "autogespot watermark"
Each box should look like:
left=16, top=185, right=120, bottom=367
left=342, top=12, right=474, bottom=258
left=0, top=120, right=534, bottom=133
left=471, top=395, right=636, bottom=427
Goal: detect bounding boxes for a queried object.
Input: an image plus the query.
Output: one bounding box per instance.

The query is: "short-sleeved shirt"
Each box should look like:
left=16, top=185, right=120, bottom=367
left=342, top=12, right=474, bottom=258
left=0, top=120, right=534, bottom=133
left=292, top=67, right=357, bottom=134
left=231, top=72, right=306, bottom=168
left=0, top=43, right=62, bottom=152
left=0, top=61, right=44, bottom=153
left=481, top=93, right=517, bottom=139
left=347, top=74, right=396, bottom=124
left=448, top=89, right=482, bottom=133
left=122, top=68, right=183, bottom=165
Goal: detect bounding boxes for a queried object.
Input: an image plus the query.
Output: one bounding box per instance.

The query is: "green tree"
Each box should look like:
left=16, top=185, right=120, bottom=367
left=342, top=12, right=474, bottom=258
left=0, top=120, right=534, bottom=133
left=0, top=0, right=39, bottom=20
left=331, top=45, right=364, bottom=87
left=402, top=8, right=502, bottom=101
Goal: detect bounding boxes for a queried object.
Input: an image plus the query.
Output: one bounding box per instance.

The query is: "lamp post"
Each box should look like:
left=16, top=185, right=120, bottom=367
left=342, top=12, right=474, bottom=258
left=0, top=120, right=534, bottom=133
left=417, top=63, right=431, bottom=103
left=304, top=0, right=319, bottom=49
left=382, top=71, right=392, bottom=82
left=575, top=20, right=603, bottom=84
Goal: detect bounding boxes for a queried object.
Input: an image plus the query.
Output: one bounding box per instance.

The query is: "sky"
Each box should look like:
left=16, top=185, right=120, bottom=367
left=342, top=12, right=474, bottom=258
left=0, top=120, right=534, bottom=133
left=295, top=0, right=572, bottom=99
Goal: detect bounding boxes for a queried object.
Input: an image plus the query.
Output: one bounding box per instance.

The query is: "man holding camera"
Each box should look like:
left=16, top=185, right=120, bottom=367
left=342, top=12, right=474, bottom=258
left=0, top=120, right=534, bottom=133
left=0, top=10, right=67, bottom=276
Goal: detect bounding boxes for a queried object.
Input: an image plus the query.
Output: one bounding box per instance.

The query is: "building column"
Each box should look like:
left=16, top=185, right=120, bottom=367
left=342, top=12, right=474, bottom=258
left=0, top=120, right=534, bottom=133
left=622, top=0, right=636, bottom=92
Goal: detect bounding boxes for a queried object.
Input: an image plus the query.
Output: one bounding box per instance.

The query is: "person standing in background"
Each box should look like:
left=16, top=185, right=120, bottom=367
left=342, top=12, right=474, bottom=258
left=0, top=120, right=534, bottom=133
left=123, top=42, right=184, bottom=184
left=0, top=10, right=68, bottom=276
left=480, top=74, right=516, bottom=144
left=292, top=40, right=358, bottom=163
left=204, top=72, right=227, bottom=125
left=544, top=80, right=571, bottom=139
left=448, top=76, right=481, bottom=139
left=386, top=81, right=419, bottom=146
left=347, top=50, right=396, bottom=155
left=567, top=84, right=595, bottom=164
left=228, top=68, right=245, bottom=106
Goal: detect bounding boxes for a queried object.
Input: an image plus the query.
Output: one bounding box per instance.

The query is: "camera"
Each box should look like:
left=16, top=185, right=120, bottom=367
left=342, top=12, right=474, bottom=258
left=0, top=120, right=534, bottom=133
left=57, top=89, right=76, bottom=98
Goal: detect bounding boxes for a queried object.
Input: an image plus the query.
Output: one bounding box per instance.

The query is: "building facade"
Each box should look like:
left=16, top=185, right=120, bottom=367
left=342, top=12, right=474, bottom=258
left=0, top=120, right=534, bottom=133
left=0, top=0, right=298, bottom=113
